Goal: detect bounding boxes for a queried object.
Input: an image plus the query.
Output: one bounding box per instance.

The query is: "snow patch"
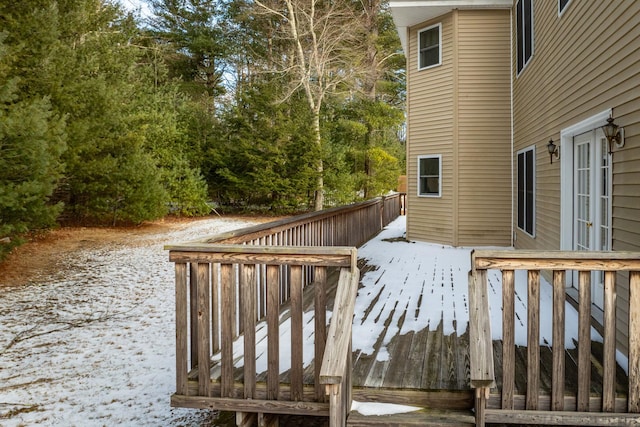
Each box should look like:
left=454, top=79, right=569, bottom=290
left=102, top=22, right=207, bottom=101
left=351, top=400, right=420, bottom=416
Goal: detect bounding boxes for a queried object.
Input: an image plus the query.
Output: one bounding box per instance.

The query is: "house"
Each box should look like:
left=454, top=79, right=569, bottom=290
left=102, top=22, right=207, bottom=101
left=389, top=0, right=640, bottom=352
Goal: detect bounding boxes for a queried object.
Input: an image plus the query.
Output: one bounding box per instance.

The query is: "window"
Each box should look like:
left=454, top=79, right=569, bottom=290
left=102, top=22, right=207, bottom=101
left=516, top=0, right=534, bottom=74
left=517, top=147, right=535, bottom=236
left=418, top=155, right=441, bottom=197
left=558, top=0, right=571, bottom=15
left=418, top=24, right=441, bottom=70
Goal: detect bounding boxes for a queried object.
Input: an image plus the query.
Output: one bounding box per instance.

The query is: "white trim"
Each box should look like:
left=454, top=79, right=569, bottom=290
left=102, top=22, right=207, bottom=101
left=417, top=154, right=442, bottom=197
left=389, top=0, right=513, bottom=54
left=559, top=109, right=612, bottom=251
left=510, top=7, right=514, bottom=245
left=417, top=23, right=442, bottom=71
left=515, top=0, right=535, bottom=77
left=516, top=145, right=536, bottom=238
left=558, top=0, right=572, bottom=17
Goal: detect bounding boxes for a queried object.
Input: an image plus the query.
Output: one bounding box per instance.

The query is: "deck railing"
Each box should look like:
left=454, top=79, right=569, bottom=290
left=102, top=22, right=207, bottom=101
left=469, top=250, right=640, bottom=426
left=166, top=195, right=402, bottom=426
left=205, top=193, right=404, bottom=247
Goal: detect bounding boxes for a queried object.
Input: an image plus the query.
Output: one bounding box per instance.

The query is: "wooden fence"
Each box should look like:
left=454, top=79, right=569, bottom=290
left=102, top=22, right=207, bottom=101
left=166, top=194, right=402, bottom=426
left=469, top=250, right=640, bottom=426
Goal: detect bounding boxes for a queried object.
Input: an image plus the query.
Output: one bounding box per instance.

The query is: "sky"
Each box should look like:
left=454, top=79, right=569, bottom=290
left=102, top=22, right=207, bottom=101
left=118, top=0, right=153, bottom=18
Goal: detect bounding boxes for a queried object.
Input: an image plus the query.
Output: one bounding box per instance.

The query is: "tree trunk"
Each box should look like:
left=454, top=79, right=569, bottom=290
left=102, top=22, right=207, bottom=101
left=312, top=109, right=324, bottom=211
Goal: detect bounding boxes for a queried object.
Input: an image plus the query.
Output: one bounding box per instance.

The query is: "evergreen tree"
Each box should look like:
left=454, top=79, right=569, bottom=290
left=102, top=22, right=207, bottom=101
left=0, top=34, right=66, bottom=256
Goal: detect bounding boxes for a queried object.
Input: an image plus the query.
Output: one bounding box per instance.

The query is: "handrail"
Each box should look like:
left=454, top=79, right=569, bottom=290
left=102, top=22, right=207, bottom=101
left=320, top=267, right=360, bottom=427
left=207, top=198, right=381, bottom=243
left=470, top=249, right=640, bottom=426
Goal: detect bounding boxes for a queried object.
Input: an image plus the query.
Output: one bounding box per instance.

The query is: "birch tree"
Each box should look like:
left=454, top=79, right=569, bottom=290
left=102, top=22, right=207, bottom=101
left=253, top=0, right=364, bottom=210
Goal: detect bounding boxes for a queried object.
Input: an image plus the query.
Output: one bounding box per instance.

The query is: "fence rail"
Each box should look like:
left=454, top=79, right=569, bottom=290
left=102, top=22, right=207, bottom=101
left=469, top=250, right=640, bottom=426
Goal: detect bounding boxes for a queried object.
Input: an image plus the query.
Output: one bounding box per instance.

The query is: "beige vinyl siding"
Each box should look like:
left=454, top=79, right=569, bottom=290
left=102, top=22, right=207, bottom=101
left=406, top=10, right=511, bottom=246
left=512, top=0, right=640, bottom=353
left=406, top=14, right=455, bottom=245
left=457, top=9, right=512, bottom=246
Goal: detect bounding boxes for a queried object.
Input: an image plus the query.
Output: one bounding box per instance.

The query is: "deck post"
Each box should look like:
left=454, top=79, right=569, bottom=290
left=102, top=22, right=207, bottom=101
left=630, top=271, right=640, bottom=413
left=327, top=384, right=344, bottom=427
left=236, top=412, right=256, bottom=427
left=175, top=262, right=188, bottom=396
left=475, top=387, right=488, bottom=427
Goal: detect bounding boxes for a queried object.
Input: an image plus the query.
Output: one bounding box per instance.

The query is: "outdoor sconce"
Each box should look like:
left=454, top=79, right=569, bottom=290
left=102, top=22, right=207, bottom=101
left=602, top=116, right=625, bottom=154
left=547, top=139, right=559, bottom=164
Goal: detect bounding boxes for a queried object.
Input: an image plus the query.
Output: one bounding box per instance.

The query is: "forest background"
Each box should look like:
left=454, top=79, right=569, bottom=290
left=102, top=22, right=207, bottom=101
left=0, top=0, right=405, bottom=259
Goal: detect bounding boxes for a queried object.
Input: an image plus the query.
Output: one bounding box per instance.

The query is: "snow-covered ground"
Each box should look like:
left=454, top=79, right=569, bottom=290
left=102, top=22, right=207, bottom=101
left=0, top=218, right=257, bottom=427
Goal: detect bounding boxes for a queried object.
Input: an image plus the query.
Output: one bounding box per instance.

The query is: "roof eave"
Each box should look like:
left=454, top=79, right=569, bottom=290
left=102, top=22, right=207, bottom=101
left=389, top=0, right=513, bottom=53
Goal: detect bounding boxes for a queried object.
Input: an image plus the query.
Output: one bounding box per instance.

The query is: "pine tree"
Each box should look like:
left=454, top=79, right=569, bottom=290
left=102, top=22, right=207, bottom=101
left=0, top=34, right=66, bottom=256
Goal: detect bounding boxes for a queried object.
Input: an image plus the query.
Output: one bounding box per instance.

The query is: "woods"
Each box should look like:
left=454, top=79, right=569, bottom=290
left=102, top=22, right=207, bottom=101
left=0, top=0, right=405, bottom=257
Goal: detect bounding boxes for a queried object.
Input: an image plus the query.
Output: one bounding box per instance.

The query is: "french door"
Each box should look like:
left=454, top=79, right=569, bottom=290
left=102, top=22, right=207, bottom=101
left=573, top=130, right=612, bottom=308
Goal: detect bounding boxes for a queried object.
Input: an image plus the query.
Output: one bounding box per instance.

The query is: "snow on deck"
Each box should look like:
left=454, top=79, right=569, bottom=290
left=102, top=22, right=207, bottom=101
left=353, top=216, right=630, bottom=384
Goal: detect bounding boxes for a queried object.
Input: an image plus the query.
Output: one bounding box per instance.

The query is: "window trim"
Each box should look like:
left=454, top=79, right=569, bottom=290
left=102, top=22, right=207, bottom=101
left=516, top=0, right=534, bottom=76
left=417, top=23, right=442, bottom=71
left=558, top=0, right=572, bottom=17
left=517, top=146, right=536, bottom=237
left=417, top=154, right=442, bottom=198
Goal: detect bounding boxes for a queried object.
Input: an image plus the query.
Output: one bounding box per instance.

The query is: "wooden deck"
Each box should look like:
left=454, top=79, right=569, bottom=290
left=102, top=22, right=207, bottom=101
left=167, top=199, right=639, bottom=425
left=196, top=240, right=630, bottom=419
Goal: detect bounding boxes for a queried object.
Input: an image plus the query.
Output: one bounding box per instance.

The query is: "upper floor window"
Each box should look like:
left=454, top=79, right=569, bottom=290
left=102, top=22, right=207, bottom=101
left=418, top=155, right=441, bottom=197
left=516, top=0, right=534, bottom=74
left=517, top=147, right=535, bottom=236
left=559, top=0, right=571, bottom=15
left=418, top=23, right=441, bottom=70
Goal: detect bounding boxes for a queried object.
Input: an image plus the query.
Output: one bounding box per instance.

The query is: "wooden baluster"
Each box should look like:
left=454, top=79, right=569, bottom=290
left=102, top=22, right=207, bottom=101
left=238, top=263, right=244, bottom=336
left=221, top=263, right=234, bottom=397
left=232, top=263, right=238, bottom=339
left=242, top=264, right=257, bottom=399
left=603, top=270, right=616, bottom=412
left=175, top=262, right=188, bottom=395
left=197, top=262, right=211, bottom=397
left=314, top=266, right=327, bottom=402
left=190, top=263, right=198, bottom=369
left=267, top=264, right=280, bottom=400
left=629, top=271, right=640, bottom=413
left=552, top=270, right=566, bottom=411
left=290, top=265, right=303, bottom=401
left=502, top=269, right=515, bottom=410
left=577, top=270, right=592, bottom=412
left=212, top=263, right=220, bottom=353
left=526, top=270, right=540, bottom=410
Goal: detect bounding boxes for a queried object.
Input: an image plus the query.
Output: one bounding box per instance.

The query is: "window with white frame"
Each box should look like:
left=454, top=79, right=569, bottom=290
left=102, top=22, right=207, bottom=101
left=516, top=0, right=534, bottom=74
left=559, top=0, right=571, bottom=15
left=418, top=23, right=441, bottom=70
left=517, top=147, right=535, bottom=236
left=418, top=155, right=441, bottom=197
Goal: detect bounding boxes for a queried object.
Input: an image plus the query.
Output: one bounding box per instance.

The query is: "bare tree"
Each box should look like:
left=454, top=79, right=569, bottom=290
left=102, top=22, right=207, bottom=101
left=254, top=0, right=364, bottom=210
